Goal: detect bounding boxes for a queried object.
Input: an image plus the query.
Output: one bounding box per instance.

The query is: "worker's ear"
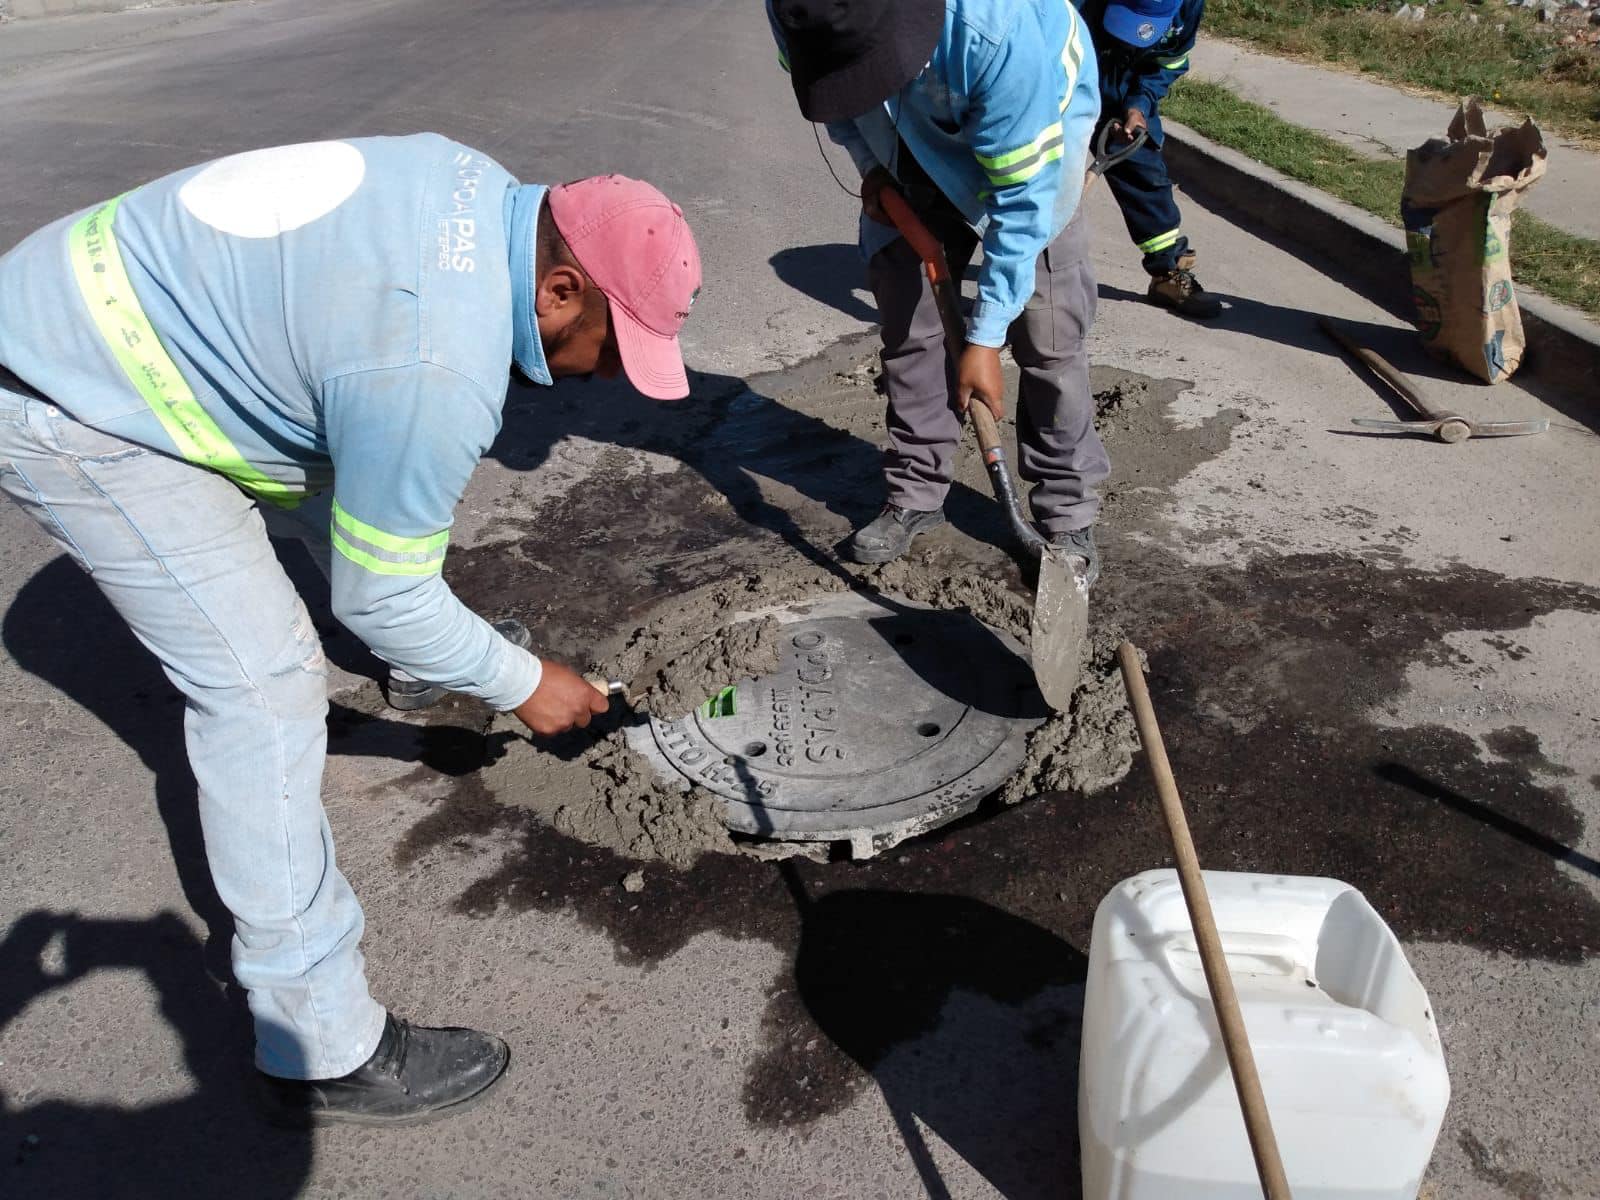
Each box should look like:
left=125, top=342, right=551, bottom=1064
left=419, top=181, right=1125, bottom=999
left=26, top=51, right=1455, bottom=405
left=535, top=263, right=590, bottom=320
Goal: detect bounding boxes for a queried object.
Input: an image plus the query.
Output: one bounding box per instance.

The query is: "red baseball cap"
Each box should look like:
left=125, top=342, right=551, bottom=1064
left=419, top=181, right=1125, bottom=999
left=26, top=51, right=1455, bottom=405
left=548, top=175, right=702, bottom=401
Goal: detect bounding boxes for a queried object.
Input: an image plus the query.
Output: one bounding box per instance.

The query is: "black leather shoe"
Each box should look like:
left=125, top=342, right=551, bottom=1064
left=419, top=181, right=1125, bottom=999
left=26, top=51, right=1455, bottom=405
left=385, top=619, right=532, bottom=711
left=1048, top=525, right=1100, bottom=587
left=258, top=1014, right=510, bottom=1127
left=845, top=504, right=946, bottom=564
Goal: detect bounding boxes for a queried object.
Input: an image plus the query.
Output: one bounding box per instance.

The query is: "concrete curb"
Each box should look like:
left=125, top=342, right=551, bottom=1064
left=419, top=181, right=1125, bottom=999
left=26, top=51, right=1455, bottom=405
left=1161, top=118, right=1600, bottom=393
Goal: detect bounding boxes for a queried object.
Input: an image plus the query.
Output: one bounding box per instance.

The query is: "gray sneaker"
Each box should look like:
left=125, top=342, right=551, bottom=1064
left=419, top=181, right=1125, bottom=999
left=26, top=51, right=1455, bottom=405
left=1047, top=526, right=1100, bottom=587
left=845, top=504, right=946, bottom=564
left=385, top=619, right=532, bottom=711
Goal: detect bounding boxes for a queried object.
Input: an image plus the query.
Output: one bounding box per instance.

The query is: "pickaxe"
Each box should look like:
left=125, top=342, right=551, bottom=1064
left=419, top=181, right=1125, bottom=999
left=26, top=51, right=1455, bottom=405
left=1319, top=318, right=1548, bottom=443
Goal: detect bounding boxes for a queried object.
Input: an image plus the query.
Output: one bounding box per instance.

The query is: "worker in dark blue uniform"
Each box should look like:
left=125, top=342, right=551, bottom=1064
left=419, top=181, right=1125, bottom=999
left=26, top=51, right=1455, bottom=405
left=1080, top=0, right=1221, bottom=318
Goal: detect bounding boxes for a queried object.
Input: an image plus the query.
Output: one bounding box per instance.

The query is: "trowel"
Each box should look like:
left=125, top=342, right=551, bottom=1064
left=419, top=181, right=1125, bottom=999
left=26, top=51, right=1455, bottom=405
left=880, top=189, right=1088, bottom=710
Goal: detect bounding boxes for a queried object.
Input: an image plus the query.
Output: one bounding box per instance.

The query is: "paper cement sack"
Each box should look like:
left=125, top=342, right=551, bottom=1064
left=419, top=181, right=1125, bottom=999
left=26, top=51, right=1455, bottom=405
left=1401, top=99, right=1547, bottom=383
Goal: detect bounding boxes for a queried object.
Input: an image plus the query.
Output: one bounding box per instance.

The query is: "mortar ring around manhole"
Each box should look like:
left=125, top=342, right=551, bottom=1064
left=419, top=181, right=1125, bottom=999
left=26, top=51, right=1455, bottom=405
left=624, top=591, right=1048, bottom=857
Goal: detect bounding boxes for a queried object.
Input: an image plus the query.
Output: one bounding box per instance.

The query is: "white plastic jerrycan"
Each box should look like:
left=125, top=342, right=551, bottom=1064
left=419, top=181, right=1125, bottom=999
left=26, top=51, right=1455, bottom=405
left=1080, top=870, right=1449, bottom=1199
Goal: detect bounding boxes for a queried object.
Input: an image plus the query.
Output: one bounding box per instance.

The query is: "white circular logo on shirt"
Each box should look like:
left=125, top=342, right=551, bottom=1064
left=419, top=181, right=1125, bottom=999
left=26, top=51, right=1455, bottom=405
left=178, top=141, right=366, bottom=239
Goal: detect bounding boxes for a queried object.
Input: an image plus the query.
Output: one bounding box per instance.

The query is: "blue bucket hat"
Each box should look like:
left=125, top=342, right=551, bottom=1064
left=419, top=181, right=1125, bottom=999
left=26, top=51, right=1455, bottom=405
left=1103, top=0, right=1181, bottom=48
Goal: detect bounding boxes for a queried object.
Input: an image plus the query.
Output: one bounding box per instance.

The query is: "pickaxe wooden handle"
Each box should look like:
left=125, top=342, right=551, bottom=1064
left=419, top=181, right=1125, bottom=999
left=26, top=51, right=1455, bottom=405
left=1318, top=318, right=1548, bottom=443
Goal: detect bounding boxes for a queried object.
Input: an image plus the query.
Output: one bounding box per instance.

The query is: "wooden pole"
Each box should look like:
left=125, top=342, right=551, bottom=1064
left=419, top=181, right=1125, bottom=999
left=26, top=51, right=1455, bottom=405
left=1116, top=642, right=1295, bottom=1200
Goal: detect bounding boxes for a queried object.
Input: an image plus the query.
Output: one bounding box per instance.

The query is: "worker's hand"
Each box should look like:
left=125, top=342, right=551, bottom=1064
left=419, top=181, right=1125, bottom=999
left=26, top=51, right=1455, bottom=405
left=860, top=166, right=897, bottom=226
left=512, top=660, right=610, bottom=737
left=956, top=344, right=1006, bottom=422
left=1120, top=108, right=1149, bottom=142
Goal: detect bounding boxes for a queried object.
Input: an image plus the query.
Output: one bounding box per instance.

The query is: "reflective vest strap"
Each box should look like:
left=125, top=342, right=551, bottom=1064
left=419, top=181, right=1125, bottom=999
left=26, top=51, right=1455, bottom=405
left=67, top=196, right=301, bottom=508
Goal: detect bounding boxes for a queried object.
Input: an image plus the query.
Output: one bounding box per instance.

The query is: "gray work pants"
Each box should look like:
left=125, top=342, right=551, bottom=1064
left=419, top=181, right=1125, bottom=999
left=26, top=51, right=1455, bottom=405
left=867, top=207, right=1108, bottom=534
left=0, top=393, right=383, bottom=1080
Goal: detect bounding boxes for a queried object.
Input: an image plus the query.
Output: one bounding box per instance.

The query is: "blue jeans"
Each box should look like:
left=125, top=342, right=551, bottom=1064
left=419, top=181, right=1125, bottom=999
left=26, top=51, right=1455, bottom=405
left=0, top=391, right=385, bottom=1080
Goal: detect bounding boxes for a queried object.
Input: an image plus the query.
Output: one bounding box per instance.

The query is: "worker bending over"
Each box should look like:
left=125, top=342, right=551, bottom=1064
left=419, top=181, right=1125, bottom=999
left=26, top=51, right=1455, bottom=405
left=769, top=0, right=1110, bottom=580
left=0, top=136, right=701, bottom=1125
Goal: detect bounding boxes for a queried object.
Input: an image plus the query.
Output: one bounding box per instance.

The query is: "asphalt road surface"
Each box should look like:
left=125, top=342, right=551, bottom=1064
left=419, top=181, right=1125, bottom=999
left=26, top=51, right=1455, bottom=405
left=2, top=2, right=1597, bottom=1197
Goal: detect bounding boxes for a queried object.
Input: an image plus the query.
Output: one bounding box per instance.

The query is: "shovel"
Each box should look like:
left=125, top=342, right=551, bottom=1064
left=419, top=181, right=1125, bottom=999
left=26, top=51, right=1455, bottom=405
left=1084, top=119, right=1148, bottom=195
left=879, top=188, right=1088, bottom=710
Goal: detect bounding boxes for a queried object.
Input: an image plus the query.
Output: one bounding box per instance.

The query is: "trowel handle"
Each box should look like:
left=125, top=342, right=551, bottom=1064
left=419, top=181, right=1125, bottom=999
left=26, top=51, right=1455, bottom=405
left=585, top=676, right=626, bottom=699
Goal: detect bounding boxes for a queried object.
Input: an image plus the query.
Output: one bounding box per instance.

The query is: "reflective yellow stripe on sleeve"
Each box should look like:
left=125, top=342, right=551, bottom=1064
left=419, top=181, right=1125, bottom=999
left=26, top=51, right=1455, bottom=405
left=68, top=196, right=302, bottom=508
left=975, top=121, right=1066, bottom=188
left=1160, top=55, right=1190, bottom=70
left=1059, top=0, right=1085, bottom=112
left=974, top=0, right=1086, bottom=188
left=331, top=499, right=449, bottom=576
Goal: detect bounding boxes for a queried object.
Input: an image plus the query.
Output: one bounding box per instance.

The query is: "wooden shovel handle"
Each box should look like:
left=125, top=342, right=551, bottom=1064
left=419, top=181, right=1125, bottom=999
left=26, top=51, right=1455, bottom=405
left=967, top=400, right=1005, bottom=456
left=879, top=188, right=1003, bottom=452
left=1116, top=643, right=1295, bottom=1200
left=879, top=188, right=947, bottom=280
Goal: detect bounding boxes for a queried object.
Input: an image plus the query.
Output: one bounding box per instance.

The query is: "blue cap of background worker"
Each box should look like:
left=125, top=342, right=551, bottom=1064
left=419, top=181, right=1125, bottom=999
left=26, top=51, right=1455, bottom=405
left=1103, top=0, right=1181, bottom=48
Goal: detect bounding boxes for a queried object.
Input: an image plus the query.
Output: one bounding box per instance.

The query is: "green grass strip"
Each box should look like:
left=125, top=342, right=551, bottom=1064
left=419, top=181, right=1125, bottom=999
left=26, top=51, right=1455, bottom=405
left=1204, top=0, right=1600, bottom=142
left=1164, top=77, right=1600, bottom=320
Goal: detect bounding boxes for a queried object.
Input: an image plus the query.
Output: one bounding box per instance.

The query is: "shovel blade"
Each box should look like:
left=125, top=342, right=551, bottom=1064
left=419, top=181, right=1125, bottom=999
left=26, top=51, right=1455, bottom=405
left=1031, top=548, right=1088, bottom=712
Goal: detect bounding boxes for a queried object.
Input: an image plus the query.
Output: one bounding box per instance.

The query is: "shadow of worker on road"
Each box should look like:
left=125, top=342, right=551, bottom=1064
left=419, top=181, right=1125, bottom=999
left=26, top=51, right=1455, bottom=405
left=769, top=242, right=880, bottom=325
left=777, top=863, right=1088, bottom=1200
left=0, top=910, right=310, bottom=1199
left=1, top=557, right=474, bottom=990
left=479, top=360, right=1024, bottom=637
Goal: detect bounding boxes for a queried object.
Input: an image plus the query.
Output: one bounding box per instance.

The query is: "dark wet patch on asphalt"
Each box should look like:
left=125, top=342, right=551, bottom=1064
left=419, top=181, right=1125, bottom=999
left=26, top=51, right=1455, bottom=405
left=1482, top=725, right=1575, bottom=777
left=381, top=543, right=1600, bottom=1139
left=1459, top=1130, right=1551, bottom=1198
left=372, top=354, right=1600, bottom=1143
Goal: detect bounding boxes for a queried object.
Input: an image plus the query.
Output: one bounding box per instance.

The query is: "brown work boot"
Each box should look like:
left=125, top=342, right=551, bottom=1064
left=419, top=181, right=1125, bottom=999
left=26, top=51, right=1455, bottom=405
left=1147, top=259, right=1222, bottom=319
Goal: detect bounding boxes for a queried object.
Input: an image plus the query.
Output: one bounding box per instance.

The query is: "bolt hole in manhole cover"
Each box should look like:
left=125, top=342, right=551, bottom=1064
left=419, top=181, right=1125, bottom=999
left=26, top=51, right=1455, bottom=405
left=626, top=593, right=1048, bottom=858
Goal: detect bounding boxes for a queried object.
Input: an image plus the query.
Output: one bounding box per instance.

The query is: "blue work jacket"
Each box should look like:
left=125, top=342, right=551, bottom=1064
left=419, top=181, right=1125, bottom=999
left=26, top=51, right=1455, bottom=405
left=0, top=134, right=562, bottom=710
left=772, top=0, right=1101, bottom=347
left=1079, top=0, right=1203, bottom=145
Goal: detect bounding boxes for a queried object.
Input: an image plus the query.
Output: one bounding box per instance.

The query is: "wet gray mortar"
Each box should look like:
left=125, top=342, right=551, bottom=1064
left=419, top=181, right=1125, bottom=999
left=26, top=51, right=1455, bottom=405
left=479, top=560, right=1140, bottom=867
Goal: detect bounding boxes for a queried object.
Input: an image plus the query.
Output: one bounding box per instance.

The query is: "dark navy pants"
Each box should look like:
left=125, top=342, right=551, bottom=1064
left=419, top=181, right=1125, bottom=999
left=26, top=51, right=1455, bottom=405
left=1096, top=120, right=1189, bottom=276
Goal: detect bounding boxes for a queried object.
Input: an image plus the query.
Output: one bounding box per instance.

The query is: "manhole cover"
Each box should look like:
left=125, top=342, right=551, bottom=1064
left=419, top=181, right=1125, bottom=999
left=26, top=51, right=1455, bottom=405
left=626, top=593, right=1047, bottom=857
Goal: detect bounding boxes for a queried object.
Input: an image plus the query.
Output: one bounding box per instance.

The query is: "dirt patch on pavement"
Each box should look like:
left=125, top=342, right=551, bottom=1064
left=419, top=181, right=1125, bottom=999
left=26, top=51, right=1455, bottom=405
left=1000, top=629, right=1141, bottom=803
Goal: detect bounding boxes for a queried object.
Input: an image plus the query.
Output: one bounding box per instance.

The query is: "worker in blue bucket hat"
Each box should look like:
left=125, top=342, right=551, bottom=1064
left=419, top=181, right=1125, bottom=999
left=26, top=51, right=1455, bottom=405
left=1079, top=0, right=1222, bottom=318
